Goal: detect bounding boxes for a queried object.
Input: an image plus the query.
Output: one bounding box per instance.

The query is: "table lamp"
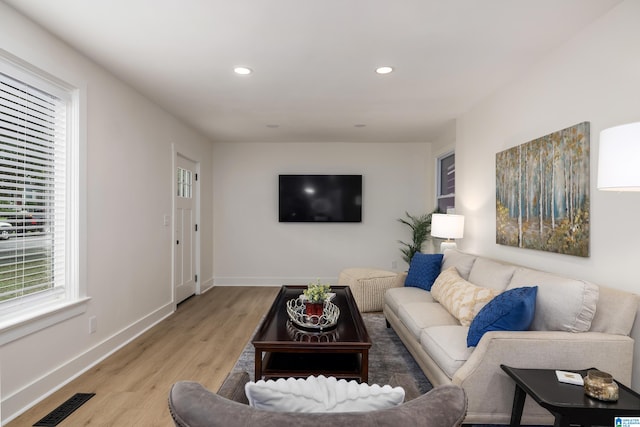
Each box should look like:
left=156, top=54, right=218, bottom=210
left=431, top=213, right=464, bottom=253
left=598, top=122, right=640, bottom=191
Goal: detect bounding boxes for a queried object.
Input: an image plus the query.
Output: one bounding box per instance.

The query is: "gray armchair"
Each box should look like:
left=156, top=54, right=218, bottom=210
left=168, top=372, right=467, bottom=427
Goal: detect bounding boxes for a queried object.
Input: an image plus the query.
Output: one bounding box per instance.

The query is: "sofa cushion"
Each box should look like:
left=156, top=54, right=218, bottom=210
left=467, top=258, right=515, bottom=292
left=431, top=267, right=500, bottom=326
left=590, top=285, right=639, bottom=335
left=405, top=253, right=444, bottom=291
left=420, top=325, right=473, bottom=379
left=245, top=375, right=405, bottom=413
left=397, top=302, right=459, bottom=339
left=385, top=286, right=435, bottom=315
left=507, top=268, right=598, bottom=332
left=466, top=286, right=537, bottom=347
left=441, top=249, right=477, bottom=280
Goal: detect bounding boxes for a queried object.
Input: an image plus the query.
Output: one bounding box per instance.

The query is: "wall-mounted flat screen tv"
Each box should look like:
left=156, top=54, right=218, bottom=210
left=279, top=175, right=362, bottom=222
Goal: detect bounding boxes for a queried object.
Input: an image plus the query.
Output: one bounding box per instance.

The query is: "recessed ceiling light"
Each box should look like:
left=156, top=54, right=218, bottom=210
left=234, top=67, right=252, bottom=75
left=375, top=66, right=394, bottom=75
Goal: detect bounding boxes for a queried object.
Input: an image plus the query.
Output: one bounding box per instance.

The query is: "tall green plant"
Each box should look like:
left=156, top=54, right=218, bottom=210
left=397, top=210, right=437, bottom=264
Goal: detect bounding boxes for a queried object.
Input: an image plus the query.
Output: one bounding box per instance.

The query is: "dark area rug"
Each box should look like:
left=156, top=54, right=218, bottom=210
left=231, top=312, right=550, bottom=427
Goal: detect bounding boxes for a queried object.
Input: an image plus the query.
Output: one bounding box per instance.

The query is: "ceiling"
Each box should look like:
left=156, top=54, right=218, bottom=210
left=3, top=0, right=622, bottom=143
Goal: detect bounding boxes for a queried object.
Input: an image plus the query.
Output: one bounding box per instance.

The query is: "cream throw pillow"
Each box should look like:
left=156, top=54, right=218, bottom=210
left=245, top=375, right=405, bottom=413
left=431, top=267, right=500, bottom=326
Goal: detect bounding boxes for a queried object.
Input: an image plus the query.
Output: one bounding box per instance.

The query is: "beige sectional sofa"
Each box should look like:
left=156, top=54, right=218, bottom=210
left=383, top=249, right=639, bottom=425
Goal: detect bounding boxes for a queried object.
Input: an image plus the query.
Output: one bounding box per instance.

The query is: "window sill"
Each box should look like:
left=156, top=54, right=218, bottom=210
left=0, top=297, right=91, bottom=346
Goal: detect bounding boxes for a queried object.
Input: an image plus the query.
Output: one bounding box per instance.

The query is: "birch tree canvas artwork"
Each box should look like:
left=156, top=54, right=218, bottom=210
left=496, top=122, right=590, bottom=257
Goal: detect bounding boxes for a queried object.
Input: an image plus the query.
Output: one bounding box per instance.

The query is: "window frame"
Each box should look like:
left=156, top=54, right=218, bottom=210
left=0, top=49, right=88, bottom=346
left=436, top=151, right=455, bottom=213
left=177, top=167, right=193, bottom=199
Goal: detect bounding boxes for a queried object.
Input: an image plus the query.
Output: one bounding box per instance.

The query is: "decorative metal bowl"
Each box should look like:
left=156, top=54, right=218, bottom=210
left=286, top=319, right=340, bottom=342
left=286, top=298, right=340, bottom=331
left=584, top=369, right=619, bottom=401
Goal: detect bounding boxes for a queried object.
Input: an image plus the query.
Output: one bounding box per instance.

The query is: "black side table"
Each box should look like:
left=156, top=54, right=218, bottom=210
left=501, top=365, right=640, bottom=427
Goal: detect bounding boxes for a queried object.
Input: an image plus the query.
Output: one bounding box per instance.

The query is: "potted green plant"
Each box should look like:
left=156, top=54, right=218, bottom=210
left=303, top=280, right=332, bottom=318
left=397, top=209, right=438, bottom=265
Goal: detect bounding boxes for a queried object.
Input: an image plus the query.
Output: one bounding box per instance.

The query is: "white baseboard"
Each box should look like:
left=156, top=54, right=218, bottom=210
left=199, top=276, right=215, bottom=294
left=2, top=302, right=175, bottom=424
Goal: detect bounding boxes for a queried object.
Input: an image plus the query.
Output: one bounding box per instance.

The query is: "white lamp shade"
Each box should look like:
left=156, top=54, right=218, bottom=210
left=598, top=122, right=640, bottom=191
left=431, top=214, right=464, bottom=239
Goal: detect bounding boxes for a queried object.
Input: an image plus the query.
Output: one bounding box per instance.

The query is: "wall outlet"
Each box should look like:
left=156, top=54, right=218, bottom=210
left=89, top=316, right=97, bottom=334
left=391, top=260, right=398, bottom=270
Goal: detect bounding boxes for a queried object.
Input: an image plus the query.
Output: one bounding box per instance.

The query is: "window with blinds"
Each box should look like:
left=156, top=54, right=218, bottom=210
left=0, top=70, right=67, bottom=305
left=437, top=152, right=455, bottom=213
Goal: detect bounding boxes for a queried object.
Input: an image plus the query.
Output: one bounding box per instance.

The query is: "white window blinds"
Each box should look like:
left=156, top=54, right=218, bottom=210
left=0, top=70, right=67, bottom=304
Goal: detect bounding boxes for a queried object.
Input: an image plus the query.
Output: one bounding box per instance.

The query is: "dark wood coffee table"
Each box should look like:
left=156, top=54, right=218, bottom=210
left=501, top=365, right=640, bottom=427
left=252, top=285, right=371, bottom=382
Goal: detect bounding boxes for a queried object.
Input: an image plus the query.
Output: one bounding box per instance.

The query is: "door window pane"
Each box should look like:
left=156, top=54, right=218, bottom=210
left=176, top=167, right=192, bottom=199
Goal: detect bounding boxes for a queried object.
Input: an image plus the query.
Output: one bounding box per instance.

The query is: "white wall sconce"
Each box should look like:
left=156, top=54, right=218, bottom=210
left=598, top=122, right=640, bottom=191
left=431, top=213, right=464, bottom=253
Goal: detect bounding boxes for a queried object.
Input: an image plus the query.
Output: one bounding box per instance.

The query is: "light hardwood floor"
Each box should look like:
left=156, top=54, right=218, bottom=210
left=7, top=286, right=280, bottom=427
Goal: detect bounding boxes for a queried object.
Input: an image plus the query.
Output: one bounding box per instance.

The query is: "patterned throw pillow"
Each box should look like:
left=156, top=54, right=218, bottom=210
left=245, top=375, right=405, bottom=413
left=431, top=267, right=500, bottom=326
left=466, top=286, right=537, bottom=347
left=405, top=253, right=444, bottom=291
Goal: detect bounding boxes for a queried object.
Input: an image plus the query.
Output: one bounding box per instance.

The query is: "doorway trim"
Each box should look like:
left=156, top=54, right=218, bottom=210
left=171, top=143, right=201, bottom=309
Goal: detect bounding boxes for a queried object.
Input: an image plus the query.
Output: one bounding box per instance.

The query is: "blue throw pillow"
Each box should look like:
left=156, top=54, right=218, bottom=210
left=467, top=286, right=537, bottom=347
left=404, top=253, right=443, bottom=291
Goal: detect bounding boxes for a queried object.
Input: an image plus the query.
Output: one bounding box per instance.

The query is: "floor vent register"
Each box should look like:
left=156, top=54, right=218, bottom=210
left=33, top=393, right=95, bottom=427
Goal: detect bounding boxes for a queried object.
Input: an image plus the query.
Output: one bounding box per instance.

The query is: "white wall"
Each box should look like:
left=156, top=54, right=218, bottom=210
left=0, top=4, right=213, bottom=422
left=212, top=141, right=433, bottom=283
left=455, top=0, right=640, bottom=387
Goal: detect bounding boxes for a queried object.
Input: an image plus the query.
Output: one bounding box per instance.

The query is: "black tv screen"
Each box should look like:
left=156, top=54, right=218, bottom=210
left=279, top=175, right=362, bottom=222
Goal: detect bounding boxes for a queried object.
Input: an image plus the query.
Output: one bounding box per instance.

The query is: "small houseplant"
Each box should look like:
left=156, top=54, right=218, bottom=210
left=303, top=280, right=332, bottom=317
left=397, top=209, right=439, bottom=265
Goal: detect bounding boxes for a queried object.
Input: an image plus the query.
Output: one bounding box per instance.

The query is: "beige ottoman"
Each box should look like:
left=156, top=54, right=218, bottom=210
left=338, top=268, right=400, bottom=312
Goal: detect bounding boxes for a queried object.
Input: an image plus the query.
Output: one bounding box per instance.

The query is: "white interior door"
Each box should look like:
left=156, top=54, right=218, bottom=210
left=175, top=155, right=197, bottom=303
